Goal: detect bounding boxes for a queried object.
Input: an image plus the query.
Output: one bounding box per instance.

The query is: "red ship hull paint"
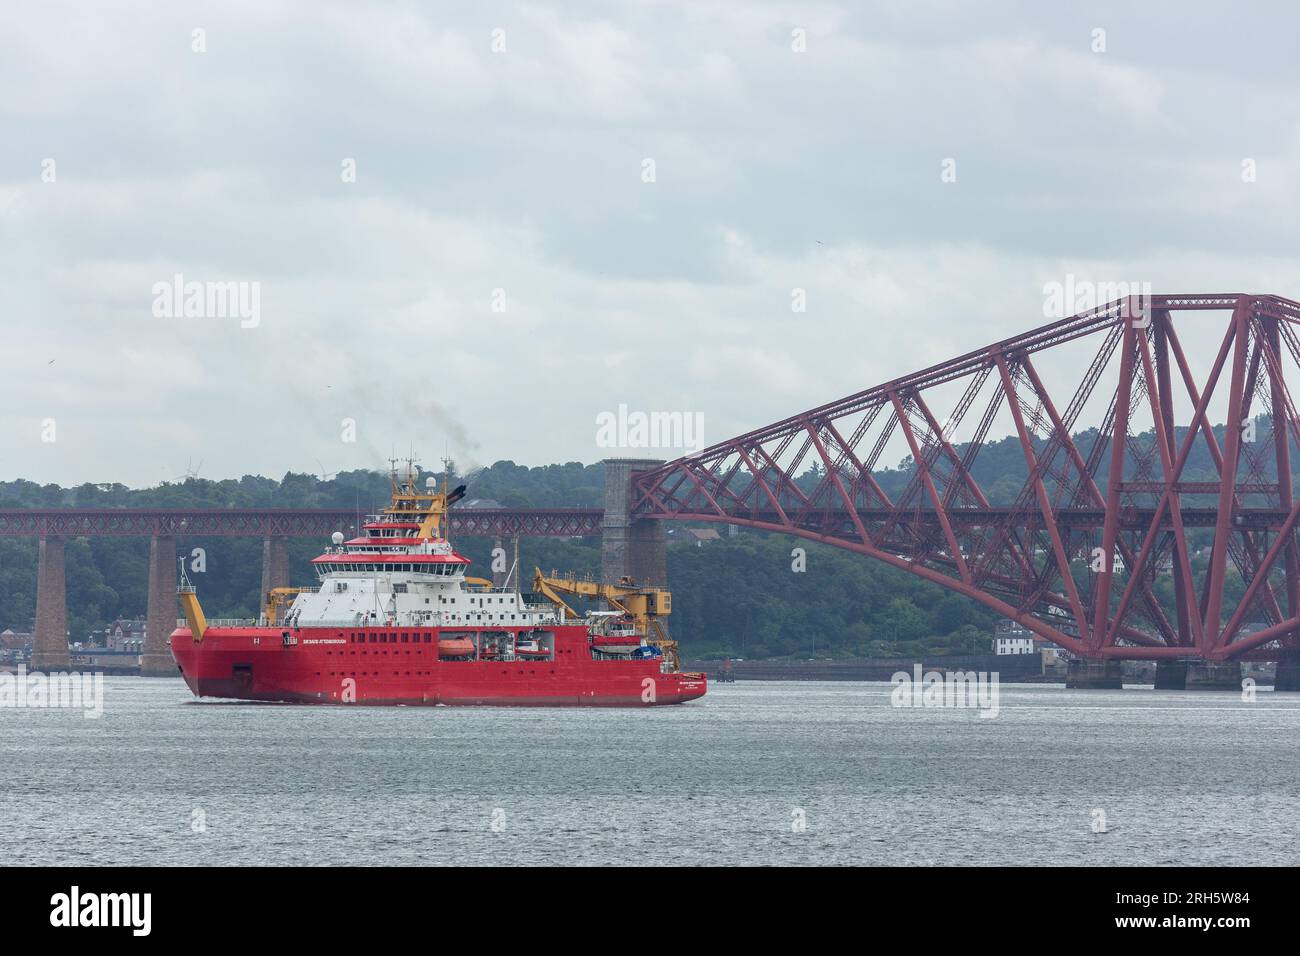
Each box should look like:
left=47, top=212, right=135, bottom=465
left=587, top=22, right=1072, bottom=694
left=169, top=624, right=707, bottom=707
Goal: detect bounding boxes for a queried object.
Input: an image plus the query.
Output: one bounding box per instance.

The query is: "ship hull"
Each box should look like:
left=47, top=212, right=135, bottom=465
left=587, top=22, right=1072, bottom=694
left=169, top=625, right=707, bottom=707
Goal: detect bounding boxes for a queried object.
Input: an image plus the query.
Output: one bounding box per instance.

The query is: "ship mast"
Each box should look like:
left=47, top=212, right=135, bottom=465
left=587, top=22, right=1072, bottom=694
left=383, top=455, right=465, bottom=540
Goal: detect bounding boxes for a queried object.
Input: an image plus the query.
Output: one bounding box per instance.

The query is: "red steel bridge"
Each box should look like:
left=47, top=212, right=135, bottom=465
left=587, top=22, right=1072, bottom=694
left=632, top=293, right=1300, bottom=668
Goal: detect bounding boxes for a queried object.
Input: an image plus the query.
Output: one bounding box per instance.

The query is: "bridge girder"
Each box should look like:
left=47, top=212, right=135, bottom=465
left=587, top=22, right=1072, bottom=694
left=0, top=508, right=604, bottom=539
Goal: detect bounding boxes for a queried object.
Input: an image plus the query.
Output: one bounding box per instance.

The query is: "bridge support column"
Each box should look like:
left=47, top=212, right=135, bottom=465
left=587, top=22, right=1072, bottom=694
left=1065, top=658, right=1123, bottom=689
left=1153, top=660, right=1188, bottom=690
left=260, top=536, right=290, bottom=599
left=142, top=535, right=177, bottom=676
left=601, top=458, right=667, bottom=586
left=1186, top=661, right=1242, bottom=690
left=32, top=536, right=69, bottom=671
left=492, top=536, right=519, bottom=591
left=1275, top=660, right=1300, bottom=692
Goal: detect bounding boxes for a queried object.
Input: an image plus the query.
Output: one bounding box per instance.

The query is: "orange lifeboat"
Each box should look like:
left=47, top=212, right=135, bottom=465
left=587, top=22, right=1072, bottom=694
left=438, top=638, right=475, bottom=658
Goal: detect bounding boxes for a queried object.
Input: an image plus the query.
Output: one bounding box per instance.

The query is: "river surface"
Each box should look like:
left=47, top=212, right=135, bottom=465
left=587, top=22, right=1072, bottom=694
left=3, top=677, right=1298, bottom=866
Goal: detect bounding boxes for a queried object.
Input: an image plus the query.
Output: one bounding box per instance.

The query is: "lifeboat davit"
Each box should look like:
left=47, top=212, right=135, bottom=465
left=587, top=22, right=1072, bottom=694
left=438, top=638, right=475, bottom=658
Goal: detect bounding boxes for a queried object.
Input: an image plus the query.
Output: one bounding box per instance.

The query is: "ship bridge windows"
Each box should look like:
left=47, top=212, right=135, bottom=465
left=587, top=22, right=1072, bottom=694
left=316, top=561, right=465, bottom=574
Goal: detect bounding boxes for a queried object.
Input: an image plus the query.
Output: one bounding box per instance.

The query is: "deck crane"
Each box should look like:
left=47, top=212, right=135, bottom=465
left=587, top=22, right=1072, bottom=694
left=263, top=587, right=317, bottom=626
left=530, top=569, right=681, bottom=670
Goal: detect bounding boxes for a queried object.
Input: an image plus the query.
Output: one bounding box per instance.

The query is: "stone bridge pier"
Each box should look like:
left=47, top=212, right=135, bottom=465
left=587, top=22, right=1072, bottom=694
left=142, top=535, right=176, bottom=676
left=601, top=459, right=667, bottom=587
left=260, top=536, right=290, bottom=598
left=32, top=536, right=69, bottom=670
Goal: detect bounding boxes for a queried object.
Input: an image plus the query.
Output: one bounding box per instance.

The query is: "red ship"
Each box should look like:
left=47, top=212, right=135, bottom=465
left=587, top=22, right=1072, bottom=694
left=169, top=464, right=707, bottom=707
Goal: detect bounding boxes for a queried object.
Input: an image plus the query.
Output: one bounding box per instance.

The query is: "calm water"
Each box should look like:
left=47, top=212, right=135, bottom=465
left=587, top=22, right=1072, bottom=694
left=2, top=677, right=1298, bottom=866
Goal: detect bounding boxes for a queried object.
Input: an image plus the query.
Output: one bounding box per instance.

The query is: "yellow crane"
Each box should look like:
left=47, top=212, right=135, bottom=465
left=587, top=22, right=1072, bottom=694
left=263, top=587, right=317, bottom=626
left=177, top=566, right=208, bottom=642
left=530, top=569, right=680, bottom=670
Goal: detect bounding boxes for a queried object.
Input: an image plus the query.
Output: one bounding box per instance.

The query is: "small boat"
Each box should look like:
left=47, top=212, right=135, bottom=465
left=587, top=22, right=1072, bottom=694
left=437, top=638, right=475, bottom=658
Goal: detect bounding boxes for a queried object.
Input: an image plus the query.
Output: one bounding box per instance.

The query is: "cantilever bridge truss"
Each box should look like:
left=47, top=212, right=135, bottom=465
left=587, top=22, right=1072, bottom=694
left=633, top=294, right=1300, bottom=662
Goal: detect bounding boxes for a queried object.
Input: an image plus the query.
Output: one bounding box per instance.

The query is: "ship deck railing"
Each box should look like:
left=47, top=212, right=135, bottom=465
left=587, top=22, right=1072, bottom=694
left=175, top=618, right=258, bottom=628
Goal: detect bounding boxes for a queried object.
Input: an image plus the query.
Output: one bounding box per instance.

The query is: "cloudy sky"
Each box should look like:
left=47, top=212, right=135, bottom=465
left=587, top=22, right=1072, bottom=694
left=3, top=1, right=1299, bottom=487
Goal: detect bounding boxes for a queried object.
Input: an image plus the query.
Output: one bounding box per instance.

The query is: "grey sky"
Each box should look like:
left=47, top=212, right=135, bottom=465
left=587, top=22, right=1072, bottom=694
left=3, top=1, right=1298, bottom=486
